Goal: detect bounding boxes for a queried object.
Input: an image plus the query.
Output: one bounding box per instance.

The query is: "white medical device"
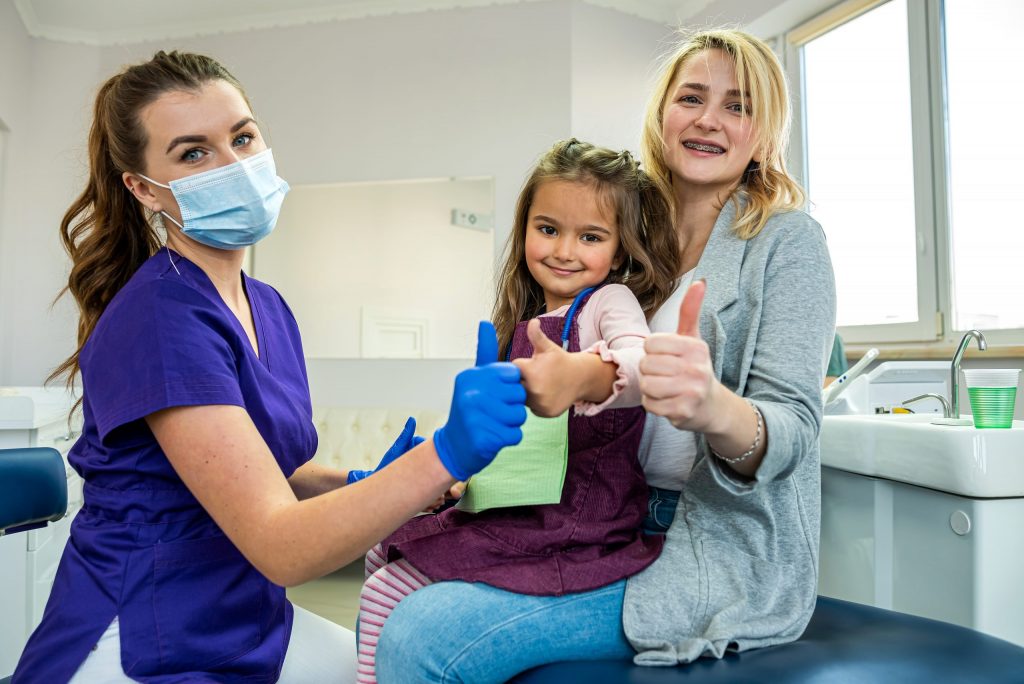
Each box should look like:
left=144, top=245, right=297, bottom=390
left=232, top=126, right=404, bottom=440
left=822, top=347, right=879, bottom=405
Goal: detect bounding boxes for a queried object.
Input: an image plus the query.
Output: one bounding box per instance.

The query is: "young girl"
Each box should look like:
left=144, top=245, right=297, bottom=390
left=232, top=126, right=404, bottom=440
left=354, top=139, right=680, bottom=682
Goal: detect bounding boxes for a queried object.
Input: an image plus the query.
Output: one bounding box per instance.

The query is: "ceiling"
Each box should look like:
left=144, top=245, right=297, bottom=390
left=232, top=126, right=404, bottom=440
left=13, top=0, right=718, bottom=46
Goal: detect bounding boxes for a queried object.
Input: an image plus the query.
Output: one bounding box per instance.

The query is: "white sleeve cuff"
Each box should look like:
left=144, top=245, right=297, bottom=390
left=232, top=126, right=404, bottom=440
left=573, top=342, right=644, bottom=416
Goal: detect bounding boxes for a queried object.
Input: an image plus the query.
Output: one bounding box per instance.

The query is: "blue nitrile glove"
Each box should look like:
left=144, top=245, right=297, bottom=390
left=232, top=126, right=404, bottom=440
left=346, top=416, right=426, bottom=485
left=433, top=321, right=527, bottom=481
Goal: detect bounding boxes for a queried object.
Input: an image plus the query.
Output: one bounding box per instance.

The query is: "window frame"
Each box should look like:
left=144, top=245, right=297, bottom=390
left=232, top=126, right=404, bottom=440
left=782, top=0, right=1024, bottom=347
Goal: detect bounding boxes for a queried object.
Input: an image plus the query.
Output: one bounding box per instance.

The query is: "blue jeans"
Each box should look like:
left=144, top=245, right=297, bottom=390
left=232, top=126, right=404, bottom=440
left=376, top=580, right=633, bottom=683
left=642, top=486, right=680, bottom=535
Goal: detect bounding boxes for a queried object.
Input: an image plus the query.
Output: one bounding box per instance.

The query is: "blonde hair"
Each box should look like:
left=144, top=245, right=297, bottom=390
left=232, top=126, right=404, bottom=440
left=641, top=28, right=805, bottom=239
left=492, top=139, right=679, bottom=357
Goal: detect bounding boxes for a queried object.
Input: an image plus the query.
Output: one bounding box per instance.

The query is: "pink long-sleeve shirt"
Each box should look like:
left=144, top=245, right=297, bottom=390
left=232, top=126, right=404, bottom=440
left=538, top=284, right=648, bottom=416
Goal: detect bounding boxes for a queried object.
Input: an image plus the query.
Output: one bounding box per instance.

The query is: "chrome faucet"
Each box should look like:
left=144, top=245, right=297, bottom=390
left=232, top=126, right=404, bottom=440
left=902, top=392, right=952, bottom=418
left=950, top=330, right=987, bottom=418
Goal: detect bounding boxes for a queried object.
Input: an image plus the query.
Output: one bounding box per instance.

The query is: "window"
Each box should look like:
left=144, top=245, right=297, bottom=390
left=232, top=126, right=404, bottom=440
left=787, top=0, right=1024, bottom=345
left=943, top=0, right=1024, bottom=332
left=803, top=0, right=917, bottom=329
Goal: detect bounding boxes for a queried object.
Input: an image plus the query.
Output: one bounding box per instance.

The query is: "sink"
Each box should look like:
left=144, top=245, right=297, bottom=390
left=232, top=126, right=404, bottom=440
left=820, top=414, right=1024, bottom=498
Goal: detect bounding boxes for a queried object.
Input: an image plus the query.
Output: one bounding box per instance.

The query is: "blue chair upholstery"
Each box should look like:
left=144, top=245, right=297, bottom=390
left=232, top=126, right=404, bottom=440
left=512, top=595, right=1024, bottom=683
left=0, top=447, right=67, bottom=536
left=1, top=448, right=68, bottom=683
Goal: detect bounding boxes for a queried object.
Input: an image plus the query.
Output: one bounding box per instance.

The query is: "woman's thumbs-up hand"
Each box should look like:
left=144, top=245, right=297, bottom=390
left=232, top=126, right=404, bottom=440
left=640, top=280, right=721, bottom=432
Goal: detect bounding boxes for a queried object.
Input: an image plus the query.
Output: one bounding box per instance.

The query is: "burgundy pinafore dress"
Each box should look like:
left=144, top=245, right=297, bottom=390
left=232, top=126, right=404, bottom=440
left=381, top=288, right=662, bottom=596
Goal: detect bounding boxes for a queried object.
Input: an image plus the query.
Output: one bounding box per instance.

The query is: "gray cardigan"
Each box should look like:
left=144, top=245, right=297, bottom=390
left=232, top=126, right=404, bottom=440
left=622, top=198, right=837, bottom=665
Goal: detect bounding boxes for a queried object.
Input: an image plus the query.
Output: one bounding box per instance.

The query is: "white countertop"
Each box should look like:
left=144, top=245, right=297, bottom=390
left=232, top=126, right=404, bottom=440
left=822, top=413, right=1024, bottom=499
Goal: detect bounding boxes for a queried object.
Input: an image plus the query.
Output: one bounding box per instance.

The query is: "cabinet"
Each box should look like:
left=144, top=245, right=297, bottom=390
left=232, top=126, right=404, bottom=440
left=0, top=387, right=83, bottom=676
left=820, top=466, right=1024, bottom=647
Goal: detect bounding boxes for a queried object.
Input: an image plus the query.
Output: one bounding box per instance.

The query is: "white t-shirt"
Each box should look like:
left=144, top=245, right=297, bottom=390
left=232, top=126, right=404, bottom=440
left=638, top=269, right=698, bottom=491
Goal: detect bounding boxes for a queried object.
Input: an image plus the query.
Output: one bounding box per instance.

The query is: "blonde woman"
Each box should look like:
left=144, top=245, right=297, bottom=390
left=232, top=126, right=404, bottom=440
left=375, top=29, right=836, bottom=682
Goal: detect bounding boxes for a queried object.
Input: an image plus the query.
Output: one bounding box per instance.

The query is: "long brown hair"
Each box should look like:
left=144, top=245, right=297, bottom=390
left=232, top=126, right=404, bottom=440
left=493, top=139, right=679, bottom=356
left=49, top=51, right=251, bottom=389
left=641, top=29, right=805, bottom=238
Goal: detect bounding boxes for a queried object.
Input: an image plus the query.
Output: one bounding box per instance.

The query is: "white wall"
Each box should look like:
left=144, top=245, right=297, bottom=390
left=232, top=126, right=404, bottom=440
left=0, top=17, right=99, bottom=388
left=306, top=357, right=467, bottom=412
left=569, top=2, right=671, bottom=153
left=0, top=2, right=38, bottom=384
left=5, top=39, right=98, bottom=384
left=256, top=178, right=494, bottom=359
left=97, top=1, right=573, bottom=256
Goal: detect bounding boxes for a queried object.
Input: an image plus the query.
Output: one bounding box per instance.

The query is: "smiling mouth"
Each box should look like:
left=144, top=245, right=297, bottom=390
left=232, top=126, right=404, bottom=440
left=546, top=265, right=581, bottom=276
left=683, top=141, right=725, bottom=154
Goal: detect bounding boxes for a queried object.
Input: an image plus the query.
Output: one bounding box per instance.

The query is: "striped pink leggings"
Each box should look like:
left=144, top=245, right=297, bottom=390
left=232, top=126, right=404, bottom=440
left=356, top=544, right=433, bottom=684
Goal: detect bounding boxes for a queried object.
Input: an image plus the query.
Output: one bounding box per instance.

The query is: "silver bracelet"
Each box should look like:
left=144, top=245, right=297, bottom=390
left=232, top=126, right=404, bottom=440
left=710, top=400, right=763, bottom=464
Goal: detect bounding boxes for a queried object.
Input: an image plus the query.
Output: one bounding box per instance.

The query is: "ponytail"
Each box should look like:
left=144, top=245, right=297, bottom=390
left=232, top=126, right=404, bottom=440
left=48, top=78, right=160, bottom=390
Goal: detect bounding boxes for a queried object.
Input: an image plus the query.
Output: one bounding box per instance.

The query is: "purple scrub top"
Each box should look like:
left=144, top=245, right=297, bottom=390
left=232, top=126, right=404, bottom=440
left=13, top=248, right=317, bottom=683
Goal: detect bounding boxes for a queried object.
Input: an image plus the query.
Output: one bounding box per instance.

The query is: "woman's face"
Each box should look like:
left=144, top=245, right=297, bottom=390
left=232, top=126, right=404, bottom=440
left=660, top=49, right=760, bottom=197
left=126, top=79, right=265, bottom=225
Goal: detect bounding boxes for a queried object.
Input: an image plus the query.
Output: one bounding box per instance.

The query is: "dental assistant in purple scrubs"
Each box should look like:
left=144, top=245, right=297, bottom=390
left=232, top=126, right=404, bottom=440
left=12, top=51, right=527, bottom=683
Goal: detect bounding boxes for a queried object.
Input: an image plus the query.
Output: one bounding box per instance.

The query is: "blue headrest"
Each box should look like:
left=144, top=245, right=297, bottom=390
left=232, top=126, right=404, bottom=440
left=0, top=447, right=68, bottom=535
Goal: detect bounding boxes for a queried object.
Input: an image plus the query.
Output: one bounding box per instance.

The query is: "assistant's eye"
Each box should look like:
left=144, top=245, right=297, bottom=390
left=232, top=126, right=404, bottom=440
left=233, top=132, right=256, bottom=148
left=679, top=94, right=701, bottom=105
left=180, top=147, right=205, bottom=163
left=727, top=102, right=751, bottom=115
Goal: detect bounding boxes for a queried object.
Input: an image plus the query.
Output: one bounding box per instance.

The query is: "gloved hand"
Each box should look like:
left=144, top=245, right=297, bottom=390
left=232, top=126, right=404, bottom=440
left=433, top=321, right=527, bottom=481
left=346, top=416, right=425, bottom=485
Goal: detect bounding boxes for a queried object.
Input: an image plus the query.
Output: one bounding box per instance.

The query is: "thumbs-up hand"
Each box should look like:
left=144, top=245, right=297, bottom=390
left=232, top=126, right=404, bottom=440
left=640, top=280, right=719, bottom=432
left=474, top=319, right=500, bottom=367
left=511, top=319, right=580, bottom=417
left=433, top=321, right=527, bottom=482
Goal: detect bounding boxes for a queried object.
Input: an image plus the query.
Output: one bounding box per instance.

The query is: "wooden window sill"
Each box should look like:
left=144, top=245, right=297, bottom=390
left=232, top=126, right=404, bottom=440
left=845, top=344, right=1024, bottom=360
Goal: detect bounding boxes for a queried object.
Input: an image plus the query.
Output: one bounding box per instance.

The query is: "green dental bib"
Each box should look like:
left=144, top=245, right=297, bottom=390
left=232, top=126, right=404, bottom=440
left=455, top=408, right=569, bottom=513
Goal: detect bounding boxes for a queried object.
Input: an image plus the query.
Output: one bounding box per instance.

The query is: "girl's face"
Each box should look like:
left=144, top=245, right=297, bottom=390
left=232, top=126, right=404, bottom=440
left=661, top=49, right=760, bottom=196
left=524, top=179, right=622, bottom=312
left=125, top=79, right=265, bottom=226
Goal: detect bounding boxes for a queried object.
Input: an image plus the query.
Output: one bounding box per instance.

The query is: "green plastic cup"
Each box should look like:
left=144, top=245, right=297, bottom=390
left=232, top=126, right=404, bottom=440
left=963, top=369, right=1020, bottom=429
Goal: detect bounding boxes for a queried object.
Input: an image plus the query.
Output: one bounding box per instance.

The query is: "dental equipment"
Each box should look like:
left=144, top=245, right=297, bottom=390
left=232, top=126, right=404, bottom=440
left=823, top=347, right=879, bottom=405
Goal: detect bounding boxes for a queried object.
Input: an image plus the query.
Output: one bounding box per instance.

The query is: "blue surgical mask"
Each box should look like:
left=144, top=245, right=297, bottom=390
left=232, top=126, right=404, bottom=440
left=138, top=148, right=290, bottom=250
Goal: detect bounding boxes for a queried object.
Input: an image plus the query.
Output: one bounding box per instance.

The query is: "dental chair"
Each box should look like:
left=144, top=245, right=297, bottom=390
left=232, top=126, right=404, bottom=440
left=0, top=447, right=69, bottom=684
left=512, top=595, right=1024, bottom=683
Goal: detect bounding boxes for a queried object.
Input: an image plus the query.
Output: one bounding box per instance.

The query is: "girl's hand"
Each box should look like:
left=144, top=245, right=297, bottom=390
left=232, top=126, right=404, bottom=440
left=639, top=280, right=723, bottom=432
left=512, top=320, right=580, bottom=417
left=447, top=481, right=467, bottom=500
left=422, top=481, right=466, bottom=513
